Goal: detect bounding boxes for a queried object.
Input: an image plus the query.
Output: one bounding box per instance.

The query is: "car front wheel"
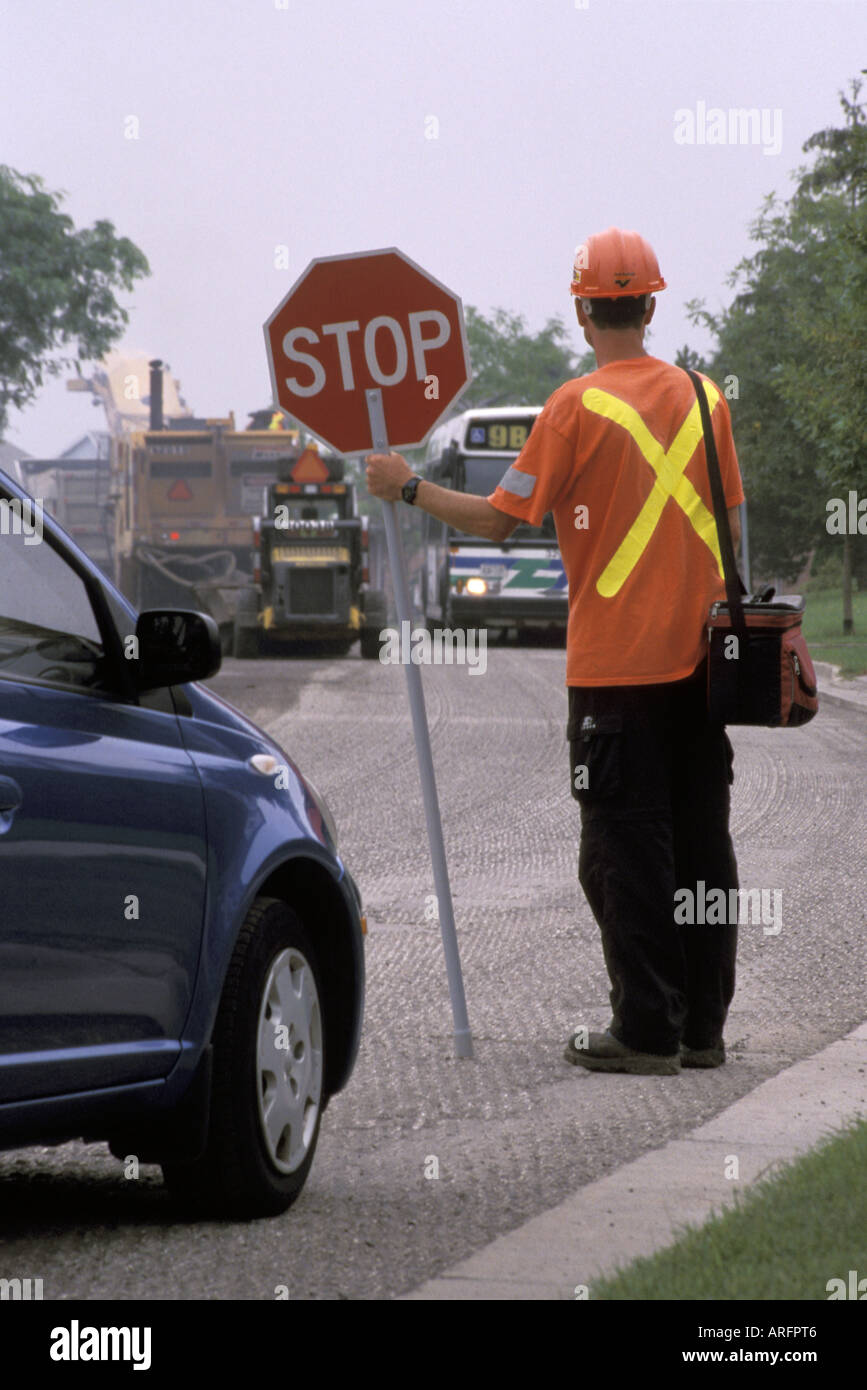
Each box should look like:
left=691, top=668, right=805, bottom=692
left=162, top=898, right=325, bottom=1218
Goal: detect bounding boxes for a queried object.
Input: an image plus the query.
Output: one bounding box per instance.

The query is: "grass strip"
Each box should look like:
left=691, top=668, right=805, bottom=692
left=592, top=1117, right=867, bottom=1300
left=802, top=588, right=867, bottom=676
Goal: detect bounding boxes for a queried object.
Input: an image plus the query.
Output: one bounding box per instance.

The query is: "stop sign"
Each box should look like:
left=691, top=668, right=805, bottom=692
left=264, top=247, right=471, bottom=455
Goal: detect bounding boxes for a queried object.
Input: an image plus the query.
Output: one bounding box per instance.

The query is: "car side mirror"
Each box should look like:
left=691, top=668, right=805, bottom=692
left=134, top=609, right=222, bottom=691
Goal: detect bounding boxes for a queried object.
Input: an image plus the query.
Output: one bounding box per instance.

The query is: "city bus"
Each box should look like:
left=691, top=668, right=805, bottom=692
left=420, top=407, right=567, bottom=637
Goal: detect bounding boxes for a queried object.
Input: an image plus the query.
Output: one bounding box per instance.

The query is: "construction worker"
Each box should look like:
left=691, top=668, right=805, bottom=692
left=365, top=227, right=744, bottom=1075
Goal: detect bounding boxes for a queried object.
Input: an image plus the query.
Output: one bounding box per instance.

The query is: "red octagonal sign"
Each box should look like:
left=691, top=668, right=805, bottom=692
left=264, top=247, right=472, bottom=455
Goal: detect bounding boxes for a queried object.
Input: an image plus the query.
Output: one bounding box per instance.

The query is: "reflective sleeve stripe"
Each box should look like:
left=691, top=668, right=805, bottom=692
left=497, top=466, right=536, bottom=499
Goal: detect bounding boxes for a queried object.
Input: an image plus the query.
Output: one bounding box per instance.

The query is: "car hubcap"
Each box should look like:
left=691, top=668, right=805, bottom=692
left=256, top=946, right=323, bottom=1174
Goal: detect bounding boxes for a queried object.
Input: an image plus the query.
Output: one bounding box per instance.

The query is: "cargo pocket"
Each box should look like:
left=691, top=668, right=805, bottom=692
left=568, top=712, right=623, bottom=804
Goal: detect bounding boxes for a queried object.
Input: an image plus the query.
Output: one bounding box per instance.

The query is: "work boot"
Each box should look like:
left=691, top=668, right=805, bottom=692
left=563, top=1029, right=680, bottom=1075
left=680, top=1041, right=726, bottom=1068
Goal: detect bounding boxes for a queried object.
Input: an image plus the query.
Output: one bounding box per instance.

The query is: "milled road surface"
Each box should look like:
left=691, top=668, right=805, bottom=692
left=1, top=645, right=864, bottom=1300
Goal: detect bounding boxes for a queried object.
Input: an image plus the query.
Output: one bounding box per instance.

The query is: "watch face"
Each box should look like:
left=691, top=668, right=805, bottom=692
left=403, top=476, right=420, bottom=503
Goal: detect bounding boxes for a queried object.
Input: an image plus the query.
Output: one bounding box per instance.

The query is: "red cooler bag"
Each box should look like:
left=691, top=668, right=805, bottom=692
left=687, top=368, right=819, bottom=730
left=707, top=595, right=819, bottom=727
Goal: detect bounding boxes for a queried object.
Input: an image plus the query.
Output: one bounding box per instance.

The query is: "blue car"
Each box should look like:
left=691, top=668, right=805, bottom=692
left=0, top=468, right=364, bottom=1218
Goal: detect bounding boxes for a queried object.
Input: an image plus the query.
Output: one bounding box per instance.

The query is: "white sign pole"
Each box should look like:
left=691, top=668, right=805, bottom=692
left=366, top=387, right=473, bottom=1060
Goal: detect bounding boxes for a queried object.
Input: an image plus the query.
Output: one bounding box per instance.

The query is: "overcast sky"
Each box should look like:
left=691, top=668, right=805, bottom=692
left=1, top=0, right=864, bottom=457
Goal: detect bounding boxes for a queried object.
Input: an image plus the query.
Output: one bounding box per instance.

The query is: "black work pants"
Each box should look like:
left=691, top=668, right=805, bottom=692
left=568, top=662, right=738, bottom=1055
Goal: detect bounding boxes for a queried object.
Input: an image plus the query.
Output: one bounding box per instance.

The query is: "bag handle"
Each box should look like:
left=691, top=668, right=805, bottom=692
left=685, top=368, right=747, bottom=644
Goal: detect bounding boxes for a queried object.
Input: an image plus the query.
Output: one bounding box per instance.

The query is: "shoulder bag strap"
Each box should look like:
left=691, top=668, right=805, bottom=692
left=685, top=368, right=747, bottom=643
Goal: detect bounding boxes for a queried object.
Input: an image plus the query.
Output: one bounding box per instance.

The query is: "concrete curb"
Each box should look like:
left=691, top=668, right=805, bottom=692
left=401, top=1022, right=867, bottom=1300
left=813, top=661, right=867, bottom=716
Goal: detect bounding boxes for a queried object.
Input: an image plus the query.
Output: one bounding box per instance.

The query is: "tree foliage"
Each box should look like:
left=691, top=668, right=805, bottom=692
left=686, top=77, right=867, bottom=608
left=0, top=165, right=150, bottom=436
left=459, top=305, right=594, bottom=410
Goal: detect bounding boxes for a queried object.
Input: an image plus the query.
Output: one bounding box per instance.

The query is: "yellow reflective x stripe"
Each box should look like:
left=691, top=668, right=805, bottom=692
left=582, top=386, right=724, bottom=598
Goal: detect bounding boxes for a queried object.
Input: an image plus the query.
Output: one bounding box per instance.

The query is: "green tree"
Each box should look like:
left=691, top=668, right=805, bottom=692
left=0, top=165, right=150, bottom=436
left=772, top=78, right=867, bottom=630
left=686, top=78, right=867, bottom=630
left=673, top=344, right=709, bottom=373
left=459, top=305, right=593, bottom=410
left=686, top=239, right=822, bottom=585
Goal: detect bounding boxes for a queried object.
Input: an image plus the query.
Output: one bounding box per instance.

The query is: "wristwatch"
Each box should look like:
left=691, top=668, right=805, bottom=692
left=401, top=474, right=423, bottom=505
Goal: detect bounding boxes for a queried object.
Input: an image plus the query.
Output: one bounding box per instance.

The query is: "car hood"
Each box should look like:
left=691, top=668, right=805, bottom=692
left=182, top=678, right=279, bottom=745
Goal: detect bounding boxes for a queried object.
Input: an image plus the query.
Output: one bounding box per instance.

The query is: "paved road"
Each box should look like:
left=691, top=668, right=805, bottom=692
left=1, top=645, right=864, bottom=1300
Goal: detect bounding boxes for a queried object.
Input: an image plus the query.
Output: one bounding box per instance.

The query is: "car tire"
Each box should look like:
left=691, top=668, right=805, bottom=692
left=162, top=898, right=325, bottom=1218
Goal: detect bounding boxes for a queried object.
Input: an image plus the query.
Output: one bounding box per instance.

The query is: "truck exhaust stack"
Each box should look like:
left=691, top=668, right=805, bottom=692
left=149, top=359, right=164, bottom=431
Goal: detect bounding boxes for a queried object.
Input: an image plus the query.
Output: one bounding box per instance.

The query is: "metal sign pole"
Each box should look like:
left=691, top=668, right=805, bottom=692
left=366, top=387, right=473, bottom=1060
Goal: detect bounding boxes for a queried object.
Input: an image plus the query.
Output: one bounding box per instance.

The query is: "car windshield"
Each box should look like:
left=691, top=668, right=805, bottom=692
left=0, top=508, right=108, bottom=688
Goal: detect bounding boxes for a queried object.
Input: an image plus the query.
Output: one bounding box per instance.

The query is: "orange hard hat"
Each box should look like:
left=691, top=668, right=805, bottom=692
left=570, top=227, right=667, bottom=298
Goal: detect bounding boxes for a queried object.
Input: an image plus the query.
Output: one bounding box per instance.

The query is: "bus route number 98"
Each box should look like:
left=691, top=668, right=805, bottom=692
left=487, top=423, right=529, bottom=450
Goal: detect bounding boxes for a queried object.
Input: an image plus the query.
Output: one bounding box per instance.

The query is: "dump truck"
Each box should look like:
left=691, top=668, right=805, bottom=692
left=112, top=361, right=312, bottom=634
left=232, top=443, right=387, bottom=658
left=69, top=356, right=300, bottom=643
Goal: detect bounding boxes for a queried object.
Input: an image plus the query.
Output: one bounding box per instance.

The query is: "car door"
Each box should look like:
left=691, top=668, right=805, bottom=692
left=0, top=508, right=208, bottom=1103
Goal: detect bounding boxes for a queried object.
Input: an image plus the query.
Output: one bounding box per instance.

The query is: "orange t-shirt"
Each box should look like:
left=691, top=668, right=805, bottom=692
left=487, top=356, right=745, bottom=686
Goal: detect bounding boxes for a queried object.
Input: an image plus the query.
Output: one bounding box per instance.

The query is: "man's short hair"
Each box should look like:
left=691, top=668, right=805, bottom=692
left=581, top=294, right=650, bottom=329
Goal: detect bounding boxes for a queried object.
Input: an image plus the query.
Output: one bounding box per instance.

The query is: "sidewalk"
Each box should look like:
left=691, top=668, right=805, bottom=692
left=402, top=666, right=867, bottom=1301
left=403, top=1023, right=867, bottom=1300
